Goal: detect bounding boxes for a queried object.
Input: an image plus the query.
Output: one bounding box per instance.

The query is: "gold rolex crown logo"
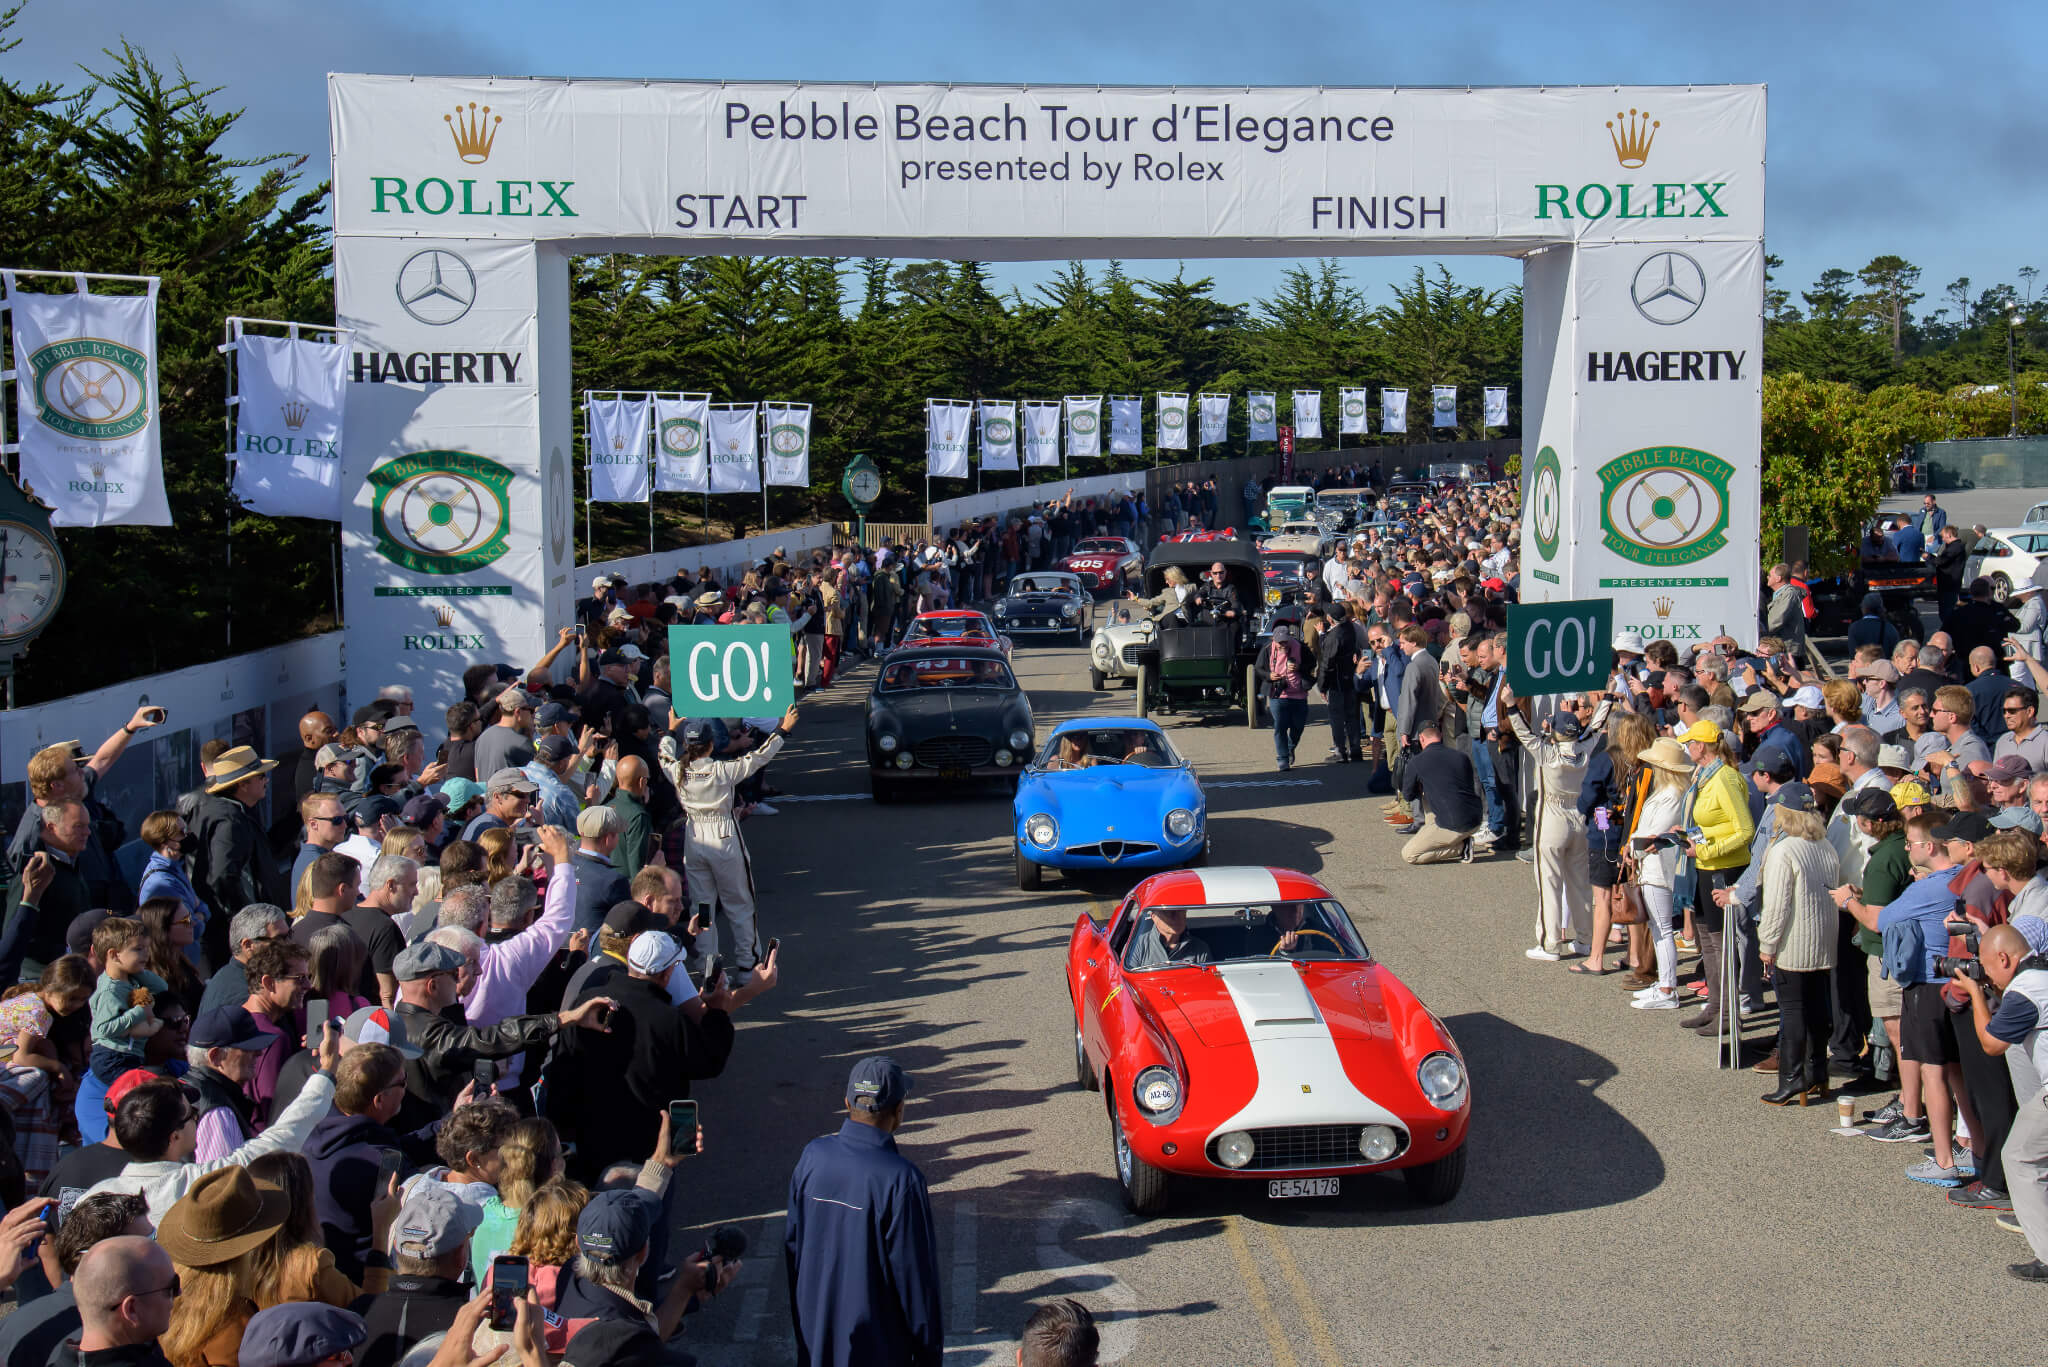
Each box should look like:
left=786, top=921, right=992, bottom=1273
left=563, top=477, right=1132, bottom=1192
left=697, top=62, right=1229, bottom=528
left=433, top=603, right=456, bottom=627
left=1653, top=595, right=1675, bottom=618
left=1607, top=107, right=1659, bottom=169
left=88, top=460, right=106, bottom=479
left=445, top=102, right=501, bottom=164
left=280, top=399, right=310, bottom=431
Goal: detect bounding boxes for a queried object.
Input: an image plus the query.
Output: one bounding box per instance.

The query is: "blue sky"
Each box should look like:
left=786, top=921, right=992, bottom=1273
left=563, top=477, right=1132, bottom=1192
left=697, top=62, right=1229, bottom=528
left=8, top=0, right=2044, bottom=319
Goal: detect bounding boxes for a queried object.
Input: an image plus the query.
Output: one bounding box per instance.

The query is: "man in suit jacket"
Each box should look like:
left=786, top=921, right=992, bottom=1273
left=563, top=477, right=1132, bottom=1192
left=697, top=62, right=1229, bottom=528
left=1394, top=625, right=1445, bottom=751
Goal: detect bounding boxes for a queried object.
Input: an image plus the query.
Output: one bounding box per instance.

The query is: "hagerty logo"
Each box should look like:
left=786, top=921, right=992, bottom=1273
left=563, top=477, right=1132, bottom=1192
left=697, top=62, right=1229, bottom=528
left=367, top=449, right=513, bottom=575
left=1597, top=446, right=1733, bottom=567
left=30, top=338, right=150, bottom=441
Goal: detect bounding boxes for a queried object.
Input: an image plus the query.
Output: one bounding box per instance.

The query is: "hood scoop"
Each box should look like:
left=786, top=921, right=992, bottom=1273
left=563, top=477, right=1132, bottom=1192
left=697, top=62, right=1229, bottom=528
left=1214, top=961, right=1322, bottom=1033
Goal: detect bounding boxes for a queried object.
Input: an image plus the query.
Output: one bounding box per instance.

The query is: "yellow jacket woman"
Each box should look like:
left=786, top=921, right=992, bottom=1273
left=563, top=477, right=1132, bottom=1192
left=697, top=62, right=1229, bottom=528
left=1686, top=756, right=1755, bottom=872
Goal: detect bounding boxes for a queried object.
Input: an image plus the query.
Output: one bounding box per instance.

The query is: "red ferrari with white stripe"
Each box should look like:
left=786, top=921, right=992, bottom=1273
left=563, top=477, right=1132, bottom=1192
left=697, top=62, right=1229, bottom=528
left=1066, top=865, right=1470, bottom=1213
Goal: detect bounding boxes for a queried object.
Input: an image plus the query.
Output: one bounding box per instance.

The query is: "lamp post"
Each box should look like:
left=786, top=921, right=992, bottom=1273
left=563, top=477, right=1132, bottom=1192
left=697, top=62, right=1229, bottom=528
left=2010, top=306, right=2023, bottom=438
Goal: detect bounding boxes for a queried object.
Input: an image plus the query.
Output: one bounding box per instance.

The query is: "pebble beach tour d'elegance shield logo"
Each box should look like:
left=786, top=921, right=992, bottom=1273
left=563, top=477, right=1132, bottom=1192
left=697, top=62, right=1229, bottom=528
left=1069, top=408, right=1098, bottom=436
left=1597, top=446, right=1733, bottom=567
left=1531, top=445, right=1563, bottom=562
left=29, top=338, right=151, bottom=440
left=368, top=449, right=512, bottom=575
left=983, top=415, right=1015, bottom=445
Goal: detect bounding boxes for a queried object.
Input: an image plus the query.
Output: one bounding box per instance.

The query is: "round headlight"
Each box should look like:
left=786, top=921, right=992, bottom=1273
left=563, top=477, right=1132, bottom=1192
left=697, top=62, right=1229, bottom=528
left=1025, top=814, right=1058, bottom=849
left=1134, top=1066, right=1179, bottom=1115
left=1214, top=1130, right=1254, bottom=1169
left=894, top=752, right=914, bottom=770
left=993, top=749, right=1013, bottom=767
left=1418, top=1052, right=1468, bottom=1111
left=998, top=600, right=1012, bottom=613
left=1009, top=729, right=1032, bottom=750
left=1359, top=1124, right=1400, bottom=1162
left=876, top=733, right=899, bottom=753
left=1061, top=603, right=1078, bottom=618
left=1093, top=641, right=1111, bottom=660
left=1165, top=808, right=1197, bottom=839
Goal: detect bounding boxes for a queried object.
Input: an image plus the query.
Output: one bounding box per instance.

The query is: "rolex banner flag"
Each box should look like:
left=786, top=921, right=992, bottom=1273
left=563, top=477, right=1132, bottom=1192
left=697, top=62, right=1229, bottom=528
left=5, top=273, right=171, bottom=526
left=654, top=394, right=709, bottom=493
left=763, top=402, right=811, bottom=487
left=230, top=331, right=347, bottom=521
left=1380, top=388, right=1408, bottom=434
left=978, top=401, right=1018, bottom=471
left=1292, top=390, right=1322, bottom=440
left=1247, top=392, right=1277, bottom=443
left=1065, top=396, right=1102, bottom=460
left=1483, top=386, right=1509, bottom=429
left=586, top=397, right=650, bottom=503
left=1339, top=387, right=1369, bottom=435
left=1198, top=392, right=1230, bottom=448
left=1431, top=385, right=1458, bottom=429
left=1156, top=393, right=1189, bottom=450
left=1022, top=401, right=1062, bottom=468
left=927, top=399, right=971, bottom=479
left=1109, top=397, right=1142, bottom=456
left=707, top=404, right=760, bottom=493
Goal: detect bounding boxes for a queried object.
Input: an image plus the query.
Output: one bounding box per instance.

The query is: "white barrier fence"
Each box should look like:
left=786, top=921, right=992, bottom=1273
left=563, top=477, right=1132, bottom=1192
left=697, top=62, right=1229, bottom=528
left=578, top=522, right=838, bottom=589
left=929, top=471, right=1146, bottom=531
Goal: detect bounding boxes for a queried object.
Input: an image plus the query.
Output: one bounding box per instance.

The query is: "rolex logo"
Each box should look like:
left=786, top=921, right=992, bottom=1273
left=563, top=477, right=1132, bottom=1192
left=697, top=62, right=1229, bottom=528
left=1653, top=595, right=1675, bottom=619
left=280, top=399, right=310, bottom=431
left=445, top=102, right=501, bottom=164
left=432, top=603, right=456, bottom=627
left=1607, top=108, right=1658, bottom=169
left=88, top=461, right=106, bottom=480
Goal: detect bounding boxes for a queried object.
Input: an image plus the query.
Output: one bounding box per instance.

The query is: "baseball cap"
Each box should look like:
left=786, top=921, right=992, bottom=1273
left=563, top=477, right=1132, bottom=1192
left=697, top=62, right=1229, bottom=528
left=191, top=1006, right=274, bottom=1051
left=1888, top=780, right=1931, bottom=809
left=392, top=1183, right=483, bottom=1259
left=1788, top=684, right=1826, bottom=710
left=625, top=930, right=685, bottom=974
left=437, top=777, right=485, bottom=811
left=1676, top=719, right=1722, bottom=745
left=355, top=794, right=404, bottom=829
left=681, top=718, right=714, bottom=744
left=1876, top=744, right=1912, bottom=773
left=1988, top=755, right=2035, bottom=785
left=1934, top=811, right=1995, bottom=844
left=497, top=686, right=537, bottom=710
left=596, top=649, right=629, bottom=668
left=393, top=941, right=464, bottom=982
left=351, top=703, right=394, bottom=729
left=315, top=743, right=351, bottom=768
left=1841, top=787, right=1901, bottom=820
left=535, top=701, right=575, bottom=729
left=603, top=900, right=663, bottom=936
left=486, top=768, right=540, bottom=795
left=65, top=908, right=111, bottom=957
left=1771, top=782, right=1818, bottom=813
left=1612, top=629, right=1646, bottom=655
left=382, top=715, right=421, bottom=737
left=1737, top=690, right=1781, bottom=714
left=239, top=1304, right=367, bottom=1367
left=341, top=1004, right=422, bottom=1058
left=1992, top=806, right=2045, bottom=834
left=105, top=1067, right=167, bottom=1115
left=400, top=792, right=448, bottom=827
left=592, top=574, right=612, bottom=590
left=846, top=1055, right=912, bottom=1114
left=618, top=644, right=647, bottom=662
left=535, top=734, right=577, bottom=763
left=577, top=1187, right=660, bottom=1260
left=1751, top=745, right=1800, bottom=782
left=1850, top=660, right=1900, bottom=683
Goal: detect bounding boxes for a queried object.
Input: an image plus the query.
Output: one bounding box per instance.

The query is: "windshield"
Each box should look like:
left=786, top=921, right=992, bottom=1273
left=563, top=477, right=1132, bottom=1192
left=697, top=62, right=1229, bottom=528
left=1119, top=899, right=1368, bottom=971
left=1036, top=727, right=1180, bottom=770
left=1316, top=492, right=1359, bottom=510
left=907, top=615, right=994, bottom=640
left=1073, top=539, right=1125, bottom=554
left=879, top=657, right=1016, bottom=691
left=1009, top=575, right=1079, bottom=595
left=1262, top=557, right=1311, bottom=583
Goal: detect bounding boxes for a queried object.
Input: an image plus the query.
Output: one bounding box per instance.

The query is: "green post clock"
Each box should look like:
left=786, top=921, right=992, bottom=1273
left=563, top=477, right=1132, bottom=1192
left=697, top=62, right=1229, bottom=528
left=0, top=469, right=66, bottom=708
left=841, top=453, right=882, bottom=545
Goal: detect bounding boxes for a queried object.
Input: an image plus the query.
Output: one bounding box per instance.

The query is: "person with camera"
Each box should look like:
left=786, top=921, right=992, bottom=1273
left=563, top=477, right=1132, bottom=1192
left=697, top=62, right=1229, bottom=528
left=1952, top=920, right=2048, bottom=1278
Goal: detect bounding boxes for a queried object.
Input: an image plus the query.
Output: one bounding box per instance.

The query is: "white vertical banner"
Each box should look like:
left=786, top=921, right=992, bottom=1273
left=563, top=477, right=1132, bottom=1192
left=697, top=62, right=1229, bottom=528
left=654, top=393, right=709, bottom=492
left=1291, top=390, right=1323, bottom=440
left=926, top=399, right=971, bottom=479
left=1064, top=395, right=1102, bottom=460
left=585, top=396, right=651, bottom=503
left=1380, top=388, right=1408, bottom=434
left=762, top=401, right=811, bottom=487
left=1108, top=396, right=1142, bottom=455
left=230, top=329, right=350, bottom=521
left=1155, top=392, right=1189, bottom=450
left=1483, top=386, right=1509, bottom=429
left=5, top=273, right=170, bottom=526
left=1198, top=392, right=1231, bottom=448
left=1246, top=392, right=1277, bottom=443
left=707, top=403, right=760, bottom=493
left=1339, top=387, right=1370, bottom=435
left=1021, top=401, right=1062, bottom=468
left=1431, top=385, right=1459, bottom=428
left=978, top=400, right=1018, bottom=471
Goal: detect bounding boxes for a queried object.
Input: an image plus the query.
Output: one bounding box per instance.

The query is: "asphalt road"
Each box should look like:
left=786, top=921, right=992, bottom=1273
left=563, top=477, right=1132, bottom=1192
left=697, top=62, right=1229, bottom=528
left=667, top=625, right=2037, bottom=1367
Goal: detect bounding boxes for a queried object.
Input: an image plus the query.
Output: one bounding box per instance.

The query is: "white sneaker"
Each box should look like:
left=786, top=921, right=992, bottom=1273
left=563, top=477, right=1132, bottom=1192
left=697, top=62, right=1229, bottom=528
left=1632, top=984, right=1667, bottom=999
left=1525, top=946, right=1562, bottom=962
left=1469, top=830, right=1498, bottom=848
left=1568, top=940, right=1592, bottom=957
left=752, top=802, right=780, bottom=816
left=1631, top=987, right=1682, bottom=1010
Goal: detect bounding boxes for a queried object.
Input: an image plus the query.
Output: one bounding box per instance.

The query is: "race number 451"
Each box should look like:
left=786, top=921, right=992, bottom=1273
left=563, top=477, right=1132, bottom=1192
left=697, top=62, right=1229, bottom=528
left=1505, top=598, right=1614, bottom=697
left=667, top=624, right=795, bottom=719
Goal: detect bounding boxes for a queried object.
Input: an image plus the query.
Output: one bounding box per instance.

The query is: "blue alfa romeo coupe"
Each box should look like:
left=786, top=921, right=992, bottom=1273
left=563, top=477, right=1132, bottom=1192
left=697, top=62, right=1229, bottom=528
left=1013, top=718, right=1207, bottom=890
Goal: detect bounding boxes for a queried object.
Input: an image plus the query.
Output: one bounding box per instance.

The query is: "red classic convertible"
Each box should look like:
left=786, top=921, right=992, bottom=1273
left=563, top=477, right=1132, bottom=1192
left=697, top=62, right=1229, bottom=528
left=1059, top=536, right=1145, bottom=592
left=1066, top=865, right=1470, bottom=1213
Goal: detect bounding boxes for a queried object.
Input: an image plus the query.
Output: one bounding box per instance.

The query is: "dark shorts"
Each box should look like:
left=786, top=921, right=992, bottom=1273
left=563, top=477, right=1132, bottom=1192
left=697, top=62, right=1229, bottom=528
left=1899, top=982, right=1959, bottom=1065
left=1588, top=843, right=1623, bottom=889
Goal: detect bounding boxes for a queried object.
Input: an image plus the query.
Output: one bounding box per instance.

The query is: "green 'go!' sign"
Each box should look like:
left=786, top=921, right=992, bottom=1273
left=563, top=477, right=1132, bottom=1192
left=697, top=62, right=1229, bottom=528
left=667, top=624, right=793, bottom=718
left=1505, top=598, right=1614, bottom=697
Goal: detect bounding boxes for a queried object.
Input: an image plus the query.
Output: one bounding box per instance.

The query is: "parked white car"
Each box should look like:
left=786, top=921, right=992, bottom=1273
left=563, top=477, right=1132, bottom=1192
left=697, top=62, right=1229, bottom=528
left=1973, top=527, right=2048, bottom=602
left=2022, top=501, right=2048, bottom=526
left=1087, top=600, right=1157, bottom=690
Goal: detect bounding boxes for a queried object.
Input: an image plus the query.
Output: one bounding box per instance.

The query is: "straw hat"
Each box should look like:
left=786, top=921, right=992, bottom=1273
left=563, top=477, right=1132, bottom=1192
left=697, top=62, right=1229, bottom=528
left=203, top=745, right=278, bottom=794
left=1636, top=737, right=1694, bottom=775
left=157, top=1166, right=291, bottom=1266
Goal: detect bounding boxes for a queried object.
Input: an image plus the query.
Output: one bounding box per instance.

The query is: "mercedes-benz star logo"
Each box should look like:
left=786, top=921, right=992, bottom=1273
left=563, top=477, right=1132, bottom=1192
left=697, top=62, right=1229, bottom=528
left=396, top=249, right=478, bottom=326
left=1630, top=251, right=1706, bottom=327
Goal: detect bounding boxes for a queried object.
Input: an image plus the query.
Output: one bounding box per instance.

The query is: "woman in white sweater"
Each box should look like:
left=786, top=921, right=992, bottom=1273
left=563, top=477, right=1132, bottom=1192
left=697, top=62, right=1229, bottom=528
left=1756, top=792, right=1841, bottom=1106
left=1627, top=738, right=1693, bottom=1010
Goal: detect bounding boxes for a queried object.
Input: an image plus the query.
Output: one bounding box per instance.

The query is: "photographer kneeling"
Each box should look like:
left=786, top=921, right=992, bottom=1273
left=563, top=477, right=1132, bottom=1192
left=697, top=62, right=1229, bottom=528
left=1953, top=920, right=2048, bottom=1281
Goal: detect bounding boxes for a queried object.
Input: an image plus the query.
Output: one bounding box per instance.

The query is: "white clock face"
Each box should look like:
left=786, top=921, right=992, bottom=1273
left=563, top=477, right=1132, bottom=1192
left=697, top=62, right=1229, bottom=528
left=850, top=470, right=880, bottom=501
left=0, top=520, right=64, bottom=641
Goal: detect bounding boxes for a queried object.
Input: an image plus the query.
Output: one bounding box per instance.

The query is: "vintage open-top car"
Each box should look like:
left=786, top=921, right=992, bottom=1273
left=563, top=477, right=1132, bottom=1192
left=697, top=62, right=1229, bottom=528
left=900, top=608, right=1013, bottom=658
left=1067, top=865, right=1471, bottom=1214
left=1126, top=541, right=1263, bottom=727
left=1158, top=526, right=1239, bottom=544
left=866, top=646, right=1033, bottom=803
left=1013, top=719, right=1207, bottom=890
left=1059, top=537, right=1145, bottom=593
left=993, top=572, right=1092, bottom=644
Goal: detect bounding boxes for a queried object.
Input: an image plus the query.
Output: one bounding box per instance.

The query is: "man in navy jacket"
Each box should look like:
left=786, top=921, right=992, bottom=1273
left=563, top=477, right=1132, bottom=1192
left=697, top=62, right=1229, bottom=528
left=784, top=1057, right=942, bottom=1367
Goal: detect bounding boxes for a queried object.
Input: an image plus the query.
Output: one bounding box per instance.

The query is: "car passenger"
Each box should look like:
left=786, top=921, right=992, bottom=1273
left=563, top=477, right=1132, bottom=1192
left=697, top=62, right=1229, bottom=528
left=1045, top=735, right=1101, bottom=771
left=1125, top=908, right=1212, bottom=969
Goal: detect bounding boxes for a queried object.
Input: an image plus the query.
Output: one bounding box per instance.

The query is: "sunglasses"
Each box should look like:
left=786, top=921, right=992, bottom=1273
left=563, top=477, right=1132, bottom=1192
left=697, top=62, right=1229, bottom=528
left=118, top=1274, right=180, bottom=1307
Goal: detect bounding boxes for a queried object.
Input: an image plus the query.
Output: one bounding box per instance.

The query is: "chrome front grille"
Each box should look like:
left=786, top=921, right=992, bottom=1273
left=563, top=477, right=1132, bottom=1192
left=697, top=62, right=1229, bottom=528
left=1121, top=644, right=1145, bottom=666
left=1208, top=1124, right=1407, bottom=1172
left=913, top=736, right=992, bottom=768
left=1065, top=840, right=1160, bottom=863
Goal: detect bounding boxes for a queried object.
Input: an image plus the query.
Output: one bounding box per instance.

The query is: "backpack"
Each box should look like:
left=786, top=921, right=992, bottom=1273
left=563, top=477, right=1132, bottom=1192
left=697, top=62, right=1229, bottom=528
left=1880, top=914, right=1927, bottom=985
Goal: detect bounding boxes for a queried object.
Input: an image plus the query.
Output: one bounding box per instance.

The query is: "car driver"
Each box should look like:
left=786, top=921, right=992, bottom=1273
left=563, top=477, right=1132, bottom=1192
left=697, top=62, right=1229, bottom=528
left=1186, top=563, right=1242, bottom=627
left=1126, top=907, right=1212, bottom=969
left=1248, top=904, right=1310, bottom=957
left=1119, top=732, right=1166, bottom=766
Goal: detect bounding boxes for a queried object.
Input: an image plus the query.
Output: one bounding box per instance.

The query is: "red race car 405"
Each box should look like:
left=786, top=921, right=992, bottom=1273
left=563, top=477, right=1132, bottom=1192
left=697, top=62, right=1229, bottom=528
left=1067, top=865, right=1470, bottom=1214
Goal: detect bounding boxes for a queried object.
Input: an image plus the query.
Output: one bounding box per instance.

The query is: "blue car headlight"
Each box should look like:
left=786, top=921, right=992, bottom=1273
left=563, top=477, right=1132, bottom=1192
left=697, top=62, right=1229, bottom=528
left=1165, top=808, right=1197, bottom=840
left=1025, top=814, right=1058, bottom=849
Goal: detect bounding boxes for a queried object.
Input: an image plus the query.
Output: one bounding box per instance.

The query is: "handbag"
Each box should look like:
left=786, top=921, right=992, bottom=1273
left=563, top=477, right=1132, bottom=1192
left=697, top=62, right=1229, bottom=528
left=1611, top=852, right=1647, bottom=925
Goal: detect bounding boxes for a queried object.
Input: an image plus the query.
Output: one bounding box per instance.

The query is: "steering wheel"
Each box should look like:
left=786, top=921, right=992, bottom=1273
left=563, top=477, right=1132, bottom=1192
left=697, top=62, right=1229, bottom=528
left=1268, top=929, right=1342, bottom=957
